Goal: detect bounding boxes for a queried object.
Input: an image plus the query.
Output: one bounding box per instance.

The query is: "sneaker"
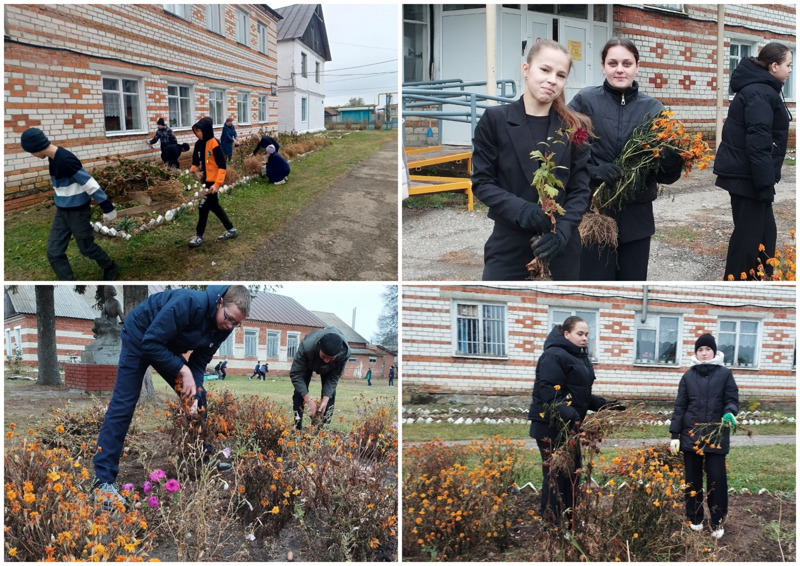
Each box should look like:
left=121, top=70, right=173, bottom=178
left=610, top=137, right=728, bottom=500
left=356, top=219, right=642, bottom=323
left=690, top=523, right=703, bottom=532
left=103, top=261, right=119, bottom=281
left=218, top=227, right=239, bottom=241
left=274, top=179, right=287, bottom=185
left=188, top=235, right=204, bottom=248
left=711, top=527, right=724, bottom=539
left=92, top=482, right=125, bottom=511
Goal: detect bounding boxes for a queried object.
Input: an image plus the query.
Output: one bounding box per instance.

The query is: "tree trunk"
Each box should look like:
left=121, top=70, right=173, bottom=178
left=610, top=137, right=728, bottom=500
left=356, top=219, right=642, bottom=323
left=35, top=286, right=61, bottom=385
left=124, top=286, right=157, bottom=402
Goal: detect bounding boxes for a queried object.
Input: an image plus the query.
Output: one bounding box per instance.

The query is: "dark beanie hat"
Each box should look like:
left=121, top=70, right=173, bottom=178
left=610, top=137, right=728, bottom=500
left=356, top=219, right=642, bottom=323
left=319, top=333, right=344, bottom=356
left=694, top=333, right=717, bottom=354
left=21, top=128, right=50, bottom=153
left=157, top=117, right=165, bottom=126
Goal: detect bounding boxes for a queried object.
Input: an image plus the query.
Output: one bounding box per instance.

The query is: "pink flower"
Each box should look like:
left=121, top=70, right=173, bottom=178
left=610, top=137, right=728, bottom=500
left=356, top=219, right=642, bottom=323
left=570, top=127, right=589, bottom=145
left=147, top=496, right=160, bottom=509
left=142, top=481, right=153, bottom=494
left=149, top=469, right=166, bottom=482
left=122, top=483, right=135, bottom=492
left=164, top=479, right=181, bottom=494
left=221, top=447, right=231, bottom=459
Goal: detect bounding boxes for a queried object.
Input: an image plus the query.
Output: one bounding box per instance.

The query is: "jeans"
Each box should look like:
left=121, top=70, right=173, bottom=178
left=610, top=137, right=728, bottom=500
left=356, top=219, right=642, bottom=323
left=93, top=330, right=206, bottom=484
left=47, top=206, right=114, bottom=280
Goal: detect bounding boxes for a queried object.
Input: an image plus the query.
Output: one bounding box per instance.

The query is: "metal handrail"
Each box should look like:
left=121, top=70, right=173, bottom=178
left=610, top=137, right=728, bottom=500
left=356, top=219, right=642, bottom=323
left=402, top=79, right=518, bottom=144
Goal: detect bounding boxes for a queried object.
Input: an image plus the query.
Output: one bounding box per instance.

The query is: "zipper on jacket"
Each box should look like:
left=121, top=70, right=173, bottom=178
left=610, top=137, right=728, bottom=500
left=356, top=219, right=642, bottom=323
left=621, top=93, right=626, bottom=106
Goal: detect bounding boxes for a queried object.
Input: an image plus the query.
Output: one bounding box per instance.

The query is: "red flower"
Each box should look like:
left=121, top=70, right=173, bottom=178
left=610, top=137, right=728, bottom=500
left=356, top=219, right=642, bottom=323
left=570, top=127, right=589, bottom=145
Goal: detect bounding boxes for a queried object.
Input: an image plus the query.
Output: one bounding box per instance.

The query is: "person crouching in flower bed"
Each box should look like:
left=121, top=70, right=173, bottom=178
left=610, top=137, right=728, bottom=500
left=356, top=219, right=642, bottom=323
left=669, top=333, right=739, bottom=539
left=528, top=316, right=621, bottom=527
left=471, top=39, right=592, bottom=280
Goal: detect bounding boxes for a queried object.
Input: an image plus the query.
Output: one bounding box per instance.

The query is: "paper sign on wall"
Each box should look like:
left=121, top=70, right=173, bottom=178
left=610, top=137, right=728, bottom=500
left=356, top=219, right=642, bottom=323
left=568, top=40, right=582, bottom=61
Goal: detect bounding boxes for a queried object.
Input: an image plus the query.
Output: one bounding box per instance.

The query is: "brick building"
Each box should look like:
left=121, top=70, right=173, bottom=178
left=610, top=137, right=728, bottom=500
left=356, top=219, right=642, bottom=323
left=4, top=286, right=383, bottom=382
left=401, top=285, right=796, bottom=403
left=311, top=310, right=392, bottom=380
left=402, top=3, right=795, bottom=146
left=4, top=4, right=282, bottom=211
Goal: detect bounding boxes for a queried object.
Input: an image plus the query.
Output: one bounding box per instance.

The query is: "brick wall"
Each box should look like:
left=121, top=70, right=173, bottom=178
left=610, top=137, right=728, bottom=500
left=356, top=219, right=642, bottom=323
left=4, top=4, right=279, bottom=211
left=402, top=285, right=796, bottom=402
left=616, top=4, right=797, bottom=147
left=64, top=363, right=117, bottom=393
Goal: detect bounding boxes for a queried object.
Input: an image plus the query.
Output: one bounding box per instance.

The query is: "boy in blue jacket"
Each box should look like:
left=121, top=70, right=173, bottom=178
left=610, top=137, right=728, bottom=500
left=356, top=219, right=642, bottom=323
left=20, top=128, right=119, bottom=281
left=92, top=285, right=251, bottom=509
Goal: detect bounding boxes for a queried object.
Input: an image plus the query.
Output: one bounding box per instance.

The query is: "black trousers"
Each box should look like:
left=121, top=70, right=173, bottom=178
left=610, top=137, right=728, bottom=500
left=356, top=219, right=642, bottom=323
left=725, top=194, right=776, bottom=280
left=531, top=421, right=580, bottom=526
left=483, top=222, right=581, bottom=281
left=683, top=451, right=728, bottom=528
left=292, top=375, right=336, bottom=430
left=47, top=206, right=114, bottom=280
left=196, top=184, right=234, bottom=237
left=579, top=237, right=650, bottom=281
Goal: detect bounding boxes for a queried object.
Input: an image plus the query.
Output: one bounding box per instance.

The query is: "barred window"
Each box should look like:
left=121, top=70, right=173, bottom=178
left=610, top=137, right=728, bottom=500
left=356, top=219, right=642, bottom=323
left=454, top=302, right=506, bottom=357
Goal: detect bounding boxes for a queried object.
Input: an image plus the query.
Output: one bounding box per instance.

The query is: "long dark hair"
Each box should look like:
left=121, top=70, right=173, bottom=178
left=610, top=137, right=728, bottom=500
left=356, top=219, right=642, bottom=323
left=525, top=39, right=593, bottom=135
left=749, top=42, right=790, bottom=69
left=559, top=315, right=586, bottom=335
left=600, top=37, right=640, bottom=64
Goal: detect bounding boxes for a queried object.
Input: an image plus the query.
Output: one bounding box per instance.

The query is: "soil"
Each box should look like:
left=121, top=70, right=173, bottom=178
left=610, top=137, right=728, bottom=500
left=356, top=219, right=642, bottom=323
left=402, top=164, right=796, bottom=281
left=225, top=136, right=398, bottom=281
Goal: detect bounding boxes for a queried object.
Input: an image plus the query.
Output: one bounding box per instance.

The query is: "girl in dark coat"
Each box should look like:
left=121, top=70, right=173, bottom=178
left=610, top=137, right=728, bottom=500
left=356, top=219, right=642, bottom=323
left=220, top=117, right=239, bottom=162
left=669, top=333, right=739, bottom=539
left=714, top=43, right=792, bottom=280
left=568, top=38, right=684, bottom=281
left=472, top=39, right=593, bottom=281
left=528, top=316, right=608, bottom=526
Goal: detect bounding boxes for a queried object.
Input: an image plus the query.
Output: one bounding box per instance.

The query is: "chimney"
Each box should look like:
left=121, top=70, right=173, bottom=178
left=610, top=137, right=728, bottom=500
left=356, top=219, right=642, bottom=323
left=352, top=307, right=357, bottom=330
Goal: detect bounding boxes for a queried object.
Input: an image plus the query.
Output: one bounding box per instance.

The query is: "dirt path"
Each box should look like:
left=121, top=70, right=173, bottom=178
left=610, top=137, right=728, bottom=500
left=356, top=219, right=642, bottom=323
left=225, top=137, right=398, bottom=281
left=402, top=165, right=796, bottom=281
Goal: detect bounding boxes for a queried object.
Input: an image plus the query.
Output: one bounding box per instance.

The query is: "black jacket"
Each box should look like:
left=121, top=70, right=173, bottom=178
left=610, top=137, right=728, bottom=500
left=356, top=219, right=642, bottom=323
left=714, top=57, right=791, bottom=202
left=253, top=136, right=280, bottom=156
left=568, top=81, right=682, bottom=243
left=528, top=326, right=607, bottom=435
left=669, top=352, right=739, bottom=454
left=472, top=97, right=591, bottom=246
left=289, top=327, right=350, bottom=399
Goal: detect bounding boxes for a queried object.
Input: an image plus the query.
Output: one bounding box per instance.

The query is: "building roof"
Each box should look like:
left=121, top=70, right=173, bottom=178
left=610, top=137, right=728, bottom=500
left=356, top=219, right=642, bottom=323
left=250, top=292, right=327, bottom=328
left=275, top=4, right=332, bottom=61
left=4, top=285, right=112, bottom=320
left=310, top=310, right=369, bottom=345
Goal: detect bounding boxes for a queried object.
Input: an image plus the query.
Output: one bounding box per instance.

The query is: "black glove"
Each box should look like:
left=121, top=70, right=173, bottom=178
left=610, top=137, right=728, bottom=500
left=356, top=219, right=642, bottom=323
left=658, top=146, right=683, bottom=173
left=589, top=163, right=624, bottom=185
left=516, top=202, right=551, bottom=235
left=756, top=186, right=775, bottom=203
left=530, top=231, right=566, bottom=262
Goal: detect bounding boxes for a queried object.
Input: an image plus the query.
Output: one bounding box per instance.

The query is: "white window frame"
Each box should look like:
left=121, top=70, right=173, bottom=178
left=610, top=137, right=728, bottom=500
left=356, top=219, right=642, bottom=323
left=167, top=84, right=193, bottom=128
left=102, top=75, right=146, bottom=135
left=218, top=333, right=234, bottom=357
left=164, top=4, right=190, bottom=19
left=634, top=314, right=681, bottom=365
left=266, top=330, right=280, bottom=359
left=236, top=9, right=249, bottom=45
left=403, top=4, right=429, bottom=83
left=207, top=4, right=223, bottom=35
left=209, top=89, right=226, bottom=126
left=550, top=308, right=599, bottom=361
left=451, top=300, right=507, bottom=358
left=257, top=22, right=268, bottom=55
left=728, top=41, right=756, bottom=96
left=287, top=332, right=300, bottom=359
left=718, top=319, right=760, bottom=368
left=369, top=357, right=377, bottom=363
left=301, top=52, right=308, bottom=77
left=237, top=92, right=250, bottom=124
left=244, top=328, right=258, bottom=358
left=301, top=97, right=307, bottom=122
left=784, top=48, right=795, bottom=100
left=258, top=94, right=268, bottom=122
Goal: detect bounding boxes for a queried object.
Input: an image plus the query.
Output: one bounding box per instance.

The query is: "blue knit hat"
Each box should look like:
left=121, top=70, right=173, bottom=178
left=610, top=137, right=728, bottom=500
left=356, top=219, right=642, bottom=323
left=21, top=128, right=50, bottom=153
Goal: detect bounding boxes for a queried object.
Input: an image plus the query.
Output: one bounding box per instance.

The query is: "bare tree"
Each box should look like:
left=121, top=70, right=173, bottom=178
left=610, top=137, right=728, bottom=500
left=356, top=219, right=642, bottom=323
left=372, top=285, right=398, bottom=352
left=124, top=286, right=157, bottom=402
left=34, top=286, right=60, bottom=385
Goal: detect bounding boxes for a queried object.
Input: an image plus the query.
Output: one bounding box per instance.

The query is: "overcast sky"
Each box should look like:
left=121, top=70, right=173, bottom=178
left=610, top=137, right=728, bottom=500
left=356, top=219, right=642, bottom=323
left=270, top=2, right=400, bottom=107
left=276, top=283, right=394, bottom=342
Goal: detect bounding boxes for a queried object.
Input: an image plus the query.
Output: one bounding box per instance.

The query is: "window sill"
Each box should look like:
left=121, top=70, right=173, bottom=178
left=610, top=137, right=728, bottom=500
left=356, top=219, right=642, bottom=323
left=453, top=353, right=509, bottom=361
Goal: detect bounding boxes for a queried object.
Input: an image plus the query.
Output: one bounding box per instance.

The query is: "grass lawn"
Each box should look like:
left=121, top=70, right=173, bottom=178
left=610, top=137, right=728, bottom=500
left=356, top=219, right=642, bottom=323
left=4, top=371, right=397, bottom=436
left=4, top=130, right=395, bottom=280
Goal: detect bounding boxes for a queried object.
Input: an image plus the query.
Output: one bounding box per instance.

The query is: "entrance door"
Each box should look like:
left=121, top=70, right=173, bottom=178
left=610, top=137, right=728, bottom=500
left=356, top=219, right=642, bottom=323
left=560, top=18, right=591, bottom=103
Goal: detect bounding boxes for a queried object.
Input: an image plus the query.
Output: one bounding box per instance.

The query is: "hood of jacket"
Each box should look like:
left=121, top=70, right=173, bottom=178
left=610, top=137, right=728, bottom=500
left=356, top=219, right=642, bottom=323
left=542, top=324, right=587, bottom=358
left=193, top=116, right=215, bottom=142
left=689, top=350, right=726, bottom=367
left=730, top=57, right=784, bottom=94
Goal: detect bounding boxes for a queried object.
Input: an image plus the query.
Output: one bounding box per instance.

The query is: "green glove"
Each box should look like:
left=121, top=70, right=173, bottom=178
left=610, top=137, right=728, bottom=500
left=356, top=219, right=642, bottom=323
left=722, top=412, right=737, bottom=430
